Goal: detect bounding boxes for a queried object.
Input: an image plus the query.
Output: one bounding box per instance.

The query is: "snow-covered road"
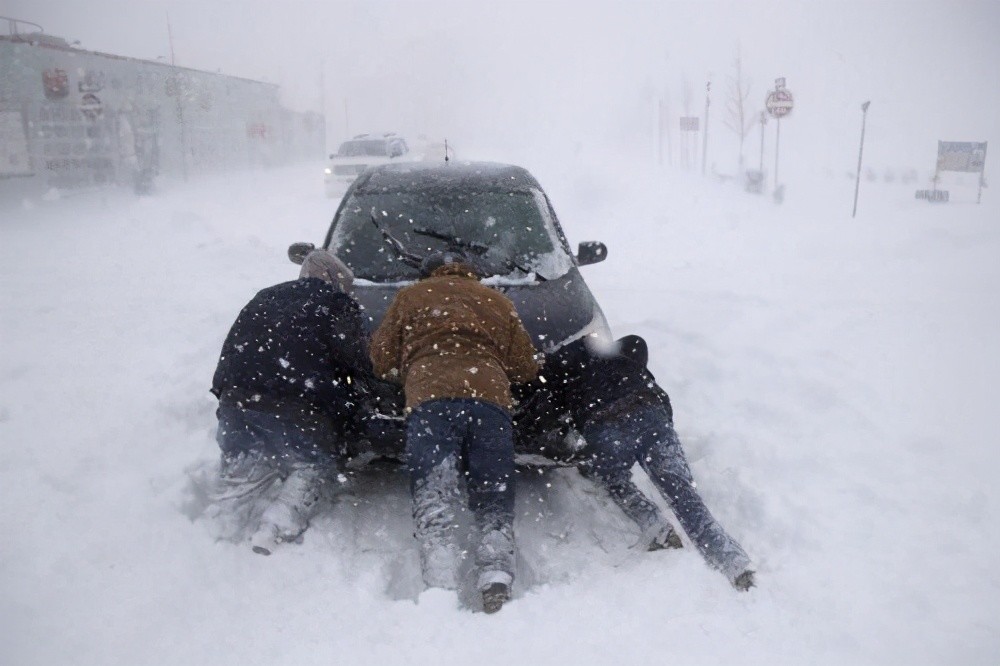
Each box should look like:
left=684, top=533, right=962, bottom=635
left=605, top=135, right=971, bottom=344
left=2, top=161, right=998, bottom=665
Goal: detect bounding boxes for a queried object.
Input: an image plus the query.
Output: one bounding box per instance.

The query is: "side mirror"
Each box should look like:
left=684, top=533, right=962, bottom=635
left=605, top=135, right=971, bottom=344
left=576, top=241, right=607, bottom=266
left=288, top=242, right=315, bottom=265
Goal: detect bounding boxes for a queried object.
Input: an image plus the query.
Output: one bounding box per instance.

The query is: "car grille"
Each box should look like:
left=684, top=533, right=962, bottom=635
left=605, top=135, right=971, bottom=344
left=333, top=164, right=367, bottom=176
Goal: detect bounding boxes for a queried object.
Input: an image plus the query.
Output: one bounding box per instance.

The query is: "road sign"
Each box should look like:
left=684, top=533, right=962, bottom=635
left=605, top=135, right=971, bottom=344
left=679, top=116, right=699, bottom=131
left=766, top=88, right=794, bottom=118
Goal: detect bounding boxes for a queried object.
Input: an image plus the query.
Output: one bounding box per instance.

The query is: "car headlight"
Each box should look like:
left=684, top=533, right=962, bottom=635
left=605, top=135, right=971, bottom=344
left=324, top=168, right=332, bottom=174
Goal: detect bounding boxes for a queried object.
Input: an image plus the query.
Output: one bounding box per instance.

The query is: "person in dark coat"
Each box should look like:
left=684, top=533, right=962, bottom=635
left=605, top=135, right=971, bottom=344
left=520, top=336, right=755, bottom=591
left=369, top=252, right=540, bottom=613
left=211, top=249, right=374, bottom=555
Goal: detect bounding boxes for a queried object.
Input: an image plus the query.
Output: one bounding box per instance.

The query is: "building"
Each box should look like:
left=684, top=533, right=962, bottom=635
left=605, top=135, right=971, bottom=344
left=0, top=18, right=324, bottom=190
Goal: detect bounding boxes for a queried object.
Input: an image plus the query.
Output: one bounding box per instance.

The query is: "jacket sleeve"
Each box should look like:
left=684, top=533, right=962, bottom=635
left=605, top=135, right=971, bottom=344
left=504, top=309, right=540, bottom=383
left=335, top=299, right=375, bottom=378
left=369, top=291, right=407, bottom=383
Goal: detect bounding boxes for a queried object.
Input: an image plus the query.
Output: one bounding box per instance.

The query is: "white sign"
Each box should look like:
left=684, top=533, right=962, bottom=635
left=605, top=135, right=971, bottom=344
left=936, top=141, right=987, bottom=173
left=679, top=116, right=699, bottom=131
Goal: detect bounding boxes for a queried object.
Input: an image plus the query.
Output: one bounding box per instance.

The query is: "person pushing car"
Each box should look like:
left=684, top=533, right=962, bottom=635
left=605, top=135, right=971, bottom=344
left=369, top=251, right=540, bottom=613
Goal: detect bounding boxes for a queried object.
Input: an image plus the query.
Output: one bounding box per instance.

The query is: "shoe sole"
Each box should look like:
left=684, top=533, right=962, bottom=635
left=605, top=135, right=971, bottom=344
left=481, top=583, right=510, bottom=614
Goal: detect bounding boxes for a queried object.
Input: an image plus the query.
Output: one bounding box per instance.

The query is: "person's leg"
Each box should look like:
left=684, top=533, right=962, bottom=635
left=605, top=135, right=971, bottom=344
left=215, top=392, right=283, bottom=499
left=463, top=401, right=517, bottom=611
left=250, top=400, right=339, bottom=555
left=579, top=419, right=682, bottom=550
left=406, top=400, right=464, bottom=589
left=634, top=406, right=754, bottom=589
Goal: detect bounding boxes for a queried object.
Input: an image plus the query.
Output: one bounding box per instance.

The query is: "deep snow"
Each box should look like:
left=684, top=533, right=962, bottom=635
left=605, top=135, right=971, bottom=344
left=1, top=160, right=998, bottom=665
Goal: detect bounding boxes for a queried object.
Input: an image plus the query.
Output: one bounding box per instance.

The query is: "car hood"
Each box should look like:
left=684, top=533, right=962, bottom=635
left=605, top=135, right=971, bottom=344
left=352, top=267, right=611, bottom=352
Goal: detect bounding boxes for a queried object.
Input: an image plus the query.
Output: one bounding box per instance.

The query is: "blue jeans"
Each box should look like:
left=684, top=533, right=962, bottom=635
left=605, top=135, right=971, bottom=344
left=581, top=404, right=751, bottom=580
left=406, top=398, right=515, bottom=524
left=216, top=390, right=338, bottom=469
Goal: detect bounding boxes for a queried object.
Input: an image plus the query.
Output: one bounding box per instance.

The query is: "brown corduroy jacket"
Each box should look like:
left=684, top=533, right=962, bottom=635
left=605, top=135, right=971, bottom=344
left=369, top=263, right=540, bottom=410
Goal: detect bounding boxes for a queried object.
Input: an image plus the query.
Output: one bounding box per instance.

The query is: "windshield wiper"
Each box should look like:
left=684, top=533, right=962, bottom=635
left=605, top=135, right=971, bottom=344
left=412, top=227, right=546, bottom=282
left=369, top=209, right=424, bottom=270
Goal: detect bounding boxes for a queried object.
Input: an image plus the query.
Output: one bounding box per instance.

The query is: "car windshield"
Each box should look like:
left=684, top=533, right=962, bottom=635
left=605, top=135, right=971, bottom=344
left=329, top=188, right=573, bottom=282
left=337, top=140, right=388, bottom=157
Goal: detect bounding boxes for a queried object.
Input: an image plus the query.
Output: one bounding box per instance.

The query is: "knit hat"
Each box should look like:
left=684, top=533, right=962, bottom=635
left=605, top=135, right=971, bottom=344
left=300, top=250, right=354, bottom=293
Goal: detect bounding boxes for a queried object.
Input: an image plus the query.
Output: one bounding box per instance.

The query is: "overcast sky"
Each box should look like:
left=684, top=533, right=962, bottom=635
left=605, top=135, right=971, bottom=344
left=7, top=0, right=998, bottom=175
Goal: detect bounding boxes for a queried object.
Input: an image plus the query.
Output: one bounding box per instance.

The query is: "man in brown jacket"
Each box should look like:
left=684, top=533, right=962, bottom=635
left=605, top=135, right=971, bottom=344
left=369, top=251, right=539, bottom=613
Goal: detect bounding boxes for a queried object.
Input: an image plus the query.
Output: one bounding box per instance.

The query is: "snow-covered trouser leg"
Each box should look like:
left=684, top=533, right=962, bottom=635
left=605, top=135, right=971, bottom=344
left=460, top=401, right=517, bottom=592
left=408, top=399, right=517, bottom=592
left=216, top=390, right=339, bottom=469
left=216, top=391, right=341, bottom=554
left=406, top=402, right=466, bottom=589
left=630, top=406, right=753, bottom=586
left=410, top=456, right=463, bottom=589
left=580, top=422, right=681, bottom=551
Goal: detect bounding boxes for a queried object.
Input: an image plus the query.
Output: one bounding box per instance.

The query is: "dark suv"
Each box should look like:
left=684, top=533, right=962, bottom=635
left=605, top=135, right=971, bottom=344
left=289, top=161, right=610, bottom=457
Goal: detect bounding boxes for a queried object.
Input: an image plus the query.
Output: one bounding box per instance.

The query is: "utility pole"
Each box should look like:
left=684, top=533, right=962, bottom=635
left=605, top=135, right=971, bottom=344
left=657, top=98, right=664, bottom=167
left=758, top=110, right=767, bottom=172
left=852, top=101, right=871, bottom=218
left=166, top=12, right=188, bottom=180
left=166, top=11, right=176, bottom=65
left=701, top=80, right=710, bottom=175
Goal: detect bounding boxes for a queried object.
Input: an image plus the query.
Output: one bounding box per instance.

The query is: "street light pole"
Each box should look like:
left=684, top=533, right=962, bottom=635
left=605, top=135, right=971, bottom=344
left=852, top=101, right=871, bottom=218
left=701, top=80, right=710, bottom=176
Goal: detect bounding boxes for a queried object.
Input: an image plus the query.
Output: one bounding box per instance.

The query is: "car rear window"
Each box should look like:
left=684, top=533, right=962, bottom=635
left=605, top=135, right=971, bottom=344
left=329, top=188, right=572, bottom=282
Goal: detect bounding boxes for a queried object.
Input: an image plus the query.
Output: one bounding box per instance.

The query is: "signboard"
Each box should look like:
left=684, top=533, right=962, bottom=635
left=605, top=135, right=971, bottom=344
left=79, top=93, right=103, bottom=120
left=936, top=141, right=987, bottom=173
left=766, top=88, right=794, bottom=118
left=679, top=116, right=699, bottom=132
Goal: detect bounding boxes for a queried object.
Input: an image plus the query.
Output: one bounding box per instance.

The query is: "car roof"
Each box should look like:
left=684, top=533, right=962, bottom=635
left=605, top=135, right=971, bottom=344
left=352, top=161, right=542, bottom=194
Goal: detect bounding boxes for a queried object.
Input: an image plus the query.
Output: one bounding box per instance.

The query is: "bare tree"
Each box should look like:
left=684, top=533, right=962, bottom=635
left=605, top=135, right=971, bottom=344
left=723, top=44, right=755, bottom=170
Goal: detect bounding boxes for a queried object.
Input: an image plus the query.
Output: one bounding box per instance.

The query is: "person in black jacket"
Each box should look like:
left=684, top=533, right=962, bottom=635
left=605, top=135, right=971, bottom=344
left=211, top=249, right=374, bottom=555
left=517, top=336, right=755, bottom=591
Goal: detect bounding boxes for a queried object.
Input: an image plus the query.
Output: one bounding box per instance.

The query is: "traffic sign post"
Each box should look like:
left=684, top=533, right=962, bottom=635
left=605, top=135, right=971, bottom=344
left=765, top=78, right=793, bottom=196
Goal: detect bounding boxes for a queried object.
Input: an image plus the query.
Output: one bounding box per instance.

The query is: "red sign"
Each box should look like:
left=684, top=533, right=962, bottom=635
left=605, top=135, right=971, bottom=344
left=43, top=69, right=69, bottom=100
left=766, top=89, right=794, bottom=118
left=247, top=123, right=270, bottom=140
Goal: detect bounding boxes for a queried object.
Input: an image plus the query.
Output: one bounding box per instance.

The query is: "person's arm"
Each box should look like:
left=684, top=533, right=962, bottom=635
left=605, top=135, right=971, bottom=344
left=504, top=308, right=541, bottom=383
left=369, top=291, right=407, bottom=383
left=334, top=298, right=375, bottom=377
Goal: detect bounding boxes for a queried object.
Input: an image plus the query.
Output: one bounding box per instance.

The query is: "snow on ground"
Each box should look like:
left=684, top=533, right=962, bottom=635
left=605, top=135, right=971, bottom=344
left=1, top=160, right=998, bottom=665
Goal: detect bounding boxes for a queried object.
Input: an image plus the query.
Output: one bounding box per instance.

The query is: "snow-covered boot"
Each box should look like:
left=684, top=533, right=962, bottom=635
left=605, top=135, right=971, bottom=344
left=474, top=521, right=515, bottom=600
left=733, top=570, right=756, bottom=591
left=690, top=521, right=755, bottom=591
left=213, top=452, right=281, bottom=504
left=583, top=470, right=681, bottom=551
left=481, top=582, right=511, bottom=614
left=644, top=521, right=683, bottom=551
left=412, top=458, right=463, bottom=589
left=251, top=463, right=323, bottom=556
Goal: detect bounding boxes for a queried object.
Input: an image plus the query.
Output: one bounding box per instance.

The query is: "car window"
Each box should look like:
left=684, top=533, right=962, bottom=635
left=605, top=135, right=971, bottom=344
left=337, top=140, right=388, bottom=157
left=329, top=188, right=573, bottom=282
